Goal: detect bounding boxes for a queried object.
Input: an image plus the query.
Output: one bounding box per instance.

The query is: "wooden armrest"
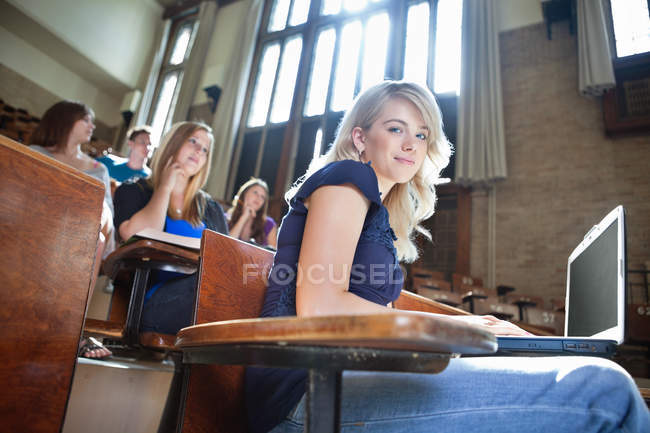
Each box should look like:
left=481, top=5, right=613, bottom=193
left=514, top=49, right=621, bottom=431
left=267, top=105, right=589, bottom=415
left=416, top=288, right=463, bottom=307
left=514, top=322, right=556, bottom=336
left=103, top=239, right=199, bottom=277
left=83, top=318, right=124, bottom=339
left=394, top=290, right=470, bottom=316
left=139, top=332, right=177, bottom=351
left=176, top=311, right=496, bottom=355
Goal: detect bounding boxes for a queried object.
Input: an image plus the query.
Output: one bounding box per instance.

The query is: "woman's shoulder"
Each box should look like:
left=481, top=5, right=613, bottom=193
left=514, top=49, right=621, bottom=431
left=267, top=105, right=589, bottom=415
left=296, top=160, right=381, bottom=205
left=29, top=144, right=53, bottom=157
left=201, top=191, right=226, bottom=213
left=264, top=215, right=276, bottom=228
left=115, top=177, right=152, bottom=198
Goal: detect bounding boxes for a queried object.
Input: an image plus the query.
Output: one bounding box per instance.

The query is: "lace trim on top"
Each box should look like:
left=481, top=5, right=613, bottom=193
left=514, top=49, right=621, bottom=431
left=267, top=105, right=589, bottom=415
left=359, top=205, right=398, bottom=261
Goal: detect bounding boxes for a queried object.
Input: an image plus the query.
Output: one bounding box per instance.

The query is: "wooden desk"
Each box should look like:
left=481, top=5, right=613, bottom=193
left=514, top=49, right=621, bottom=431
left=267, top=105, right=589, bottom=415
left=176, top=231, right=494, bottom=433
left=0, top=135, right=104, bottom=432
left=91, top=239, right=199, bottom=346
left=177, top=312, right=496, bottom=433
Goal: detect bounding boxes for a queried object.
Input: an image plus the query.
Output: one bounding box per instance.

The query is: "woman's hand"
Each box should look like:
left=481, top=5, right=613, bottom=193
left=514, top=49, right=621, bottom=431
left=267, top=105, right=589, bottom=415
left=243, top=204, right=256, bottom=221
left=450, top=315, right=533, bottom=336
left=100, top=201, right=113, bottom=239
left=160, top=158, right=184, bottom=193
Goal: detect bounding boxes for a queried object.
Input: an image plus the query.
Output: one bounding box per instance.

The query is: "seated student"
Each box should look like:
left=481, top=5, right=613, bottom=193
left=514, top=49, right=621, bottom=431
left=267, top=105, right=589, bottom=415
left=29, top=100, right=115, bottom=359
left=244, top=81, right=650, bottom=433
left=97, top=125, right=152, bottom=182
left=113, top=121, right=228, bottom=335
left=227, top=178, right=278, bottom=249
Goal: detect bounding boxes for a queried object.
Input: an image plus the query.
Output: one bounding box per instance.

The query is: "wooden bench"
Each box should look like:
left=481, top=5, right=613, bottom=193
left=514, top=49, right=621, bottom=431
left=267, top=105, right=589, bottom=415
left=0, top=135, right=104, bottom=433
left=84, top=239, right=200, bottom=349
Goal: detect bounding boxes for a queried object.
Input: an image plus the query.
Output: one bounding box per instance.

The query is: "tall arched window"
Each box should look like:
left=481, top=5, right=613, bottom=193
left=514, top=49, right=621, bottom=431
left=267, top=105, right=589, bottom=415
left=148, top=12, right=199, bottom=145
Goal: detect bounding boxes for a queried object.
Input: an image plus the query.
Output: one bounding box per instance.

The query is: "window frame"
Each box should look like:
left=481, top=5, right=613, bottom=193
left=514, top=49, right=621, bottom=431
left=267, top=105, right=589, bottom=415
left=147, top=10, right=199, bottom=145
left=227, top=0, right=457, bottom=200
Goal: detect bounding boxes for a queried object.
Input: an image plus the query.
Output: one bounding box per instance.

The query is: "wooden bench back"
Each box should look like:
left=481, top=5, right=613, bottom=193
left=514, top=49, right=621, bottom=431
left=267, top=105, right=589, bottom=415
left=0, top=135, right=104, bottom=432
left=180, top=230, right=273, bottom=433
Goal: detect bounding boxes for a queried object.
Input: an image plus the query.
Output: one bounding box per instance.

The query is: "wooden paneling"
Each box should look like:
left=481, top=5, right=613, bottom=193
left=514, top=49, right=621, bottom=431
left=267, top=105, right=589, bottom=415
left=0, top=135, right=103, bottom=432
left=180, top=232, right=273, bottom=433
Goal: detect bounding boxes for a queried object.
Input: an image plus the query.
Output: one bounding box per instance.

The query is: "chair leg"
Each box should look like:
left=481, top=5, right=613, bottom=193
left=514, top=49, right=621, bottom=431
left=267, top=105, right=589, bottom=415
left=306, top=369, right=341, bottom=433
left=157, top=352, right=184, bottom=433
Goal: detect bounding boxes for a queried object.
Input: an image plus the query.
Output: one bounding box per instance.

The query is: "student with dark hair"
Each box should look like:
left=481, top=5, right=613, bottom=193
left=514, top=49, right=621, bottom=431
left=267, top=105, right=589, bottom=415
left=97, top=125, right=152, bottom=182
left=29, top=100, right=114, bottom=359
left=227, top=177, right=278, bottom=249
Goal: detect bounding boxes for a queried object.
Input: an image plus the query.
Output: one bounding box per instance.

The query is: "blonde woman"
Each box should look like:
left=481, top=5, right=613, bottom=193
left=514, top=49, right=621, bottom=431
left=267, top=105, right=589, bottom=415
left=113, top=121, right=228, bottom=334
left=227, top=178, right=278, bottom=248
left=244, top=81, right=648, bottom=433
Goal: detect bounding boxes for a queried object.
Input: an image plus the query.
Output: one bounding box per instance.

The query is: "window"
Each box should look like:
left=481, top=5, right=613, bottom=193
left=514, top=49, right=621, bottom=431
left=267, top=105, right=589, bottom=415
left=609, top=0, right=650, bottom=58
left=229, top=0, right=462, bottom=198
left=148, top=13, right=199, bottom=145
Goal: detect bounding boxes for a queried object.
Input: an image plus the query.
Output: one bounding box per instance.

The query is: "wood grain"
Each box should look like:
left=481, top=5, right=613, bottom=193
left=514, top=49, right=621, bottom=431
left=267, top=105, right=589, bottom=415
left=0, top=135, right=104, bottom=433
left=177, top=312, right=495, bottom=354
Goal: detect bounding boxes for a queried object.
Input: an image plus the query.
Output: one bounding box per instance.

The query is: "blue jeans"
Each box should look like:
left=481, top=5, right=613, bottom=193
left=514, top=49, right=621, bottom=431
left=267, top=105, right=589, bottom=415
left=270, top=356, right=650, bottom=433
left=141, top=272, right=198, bottom=335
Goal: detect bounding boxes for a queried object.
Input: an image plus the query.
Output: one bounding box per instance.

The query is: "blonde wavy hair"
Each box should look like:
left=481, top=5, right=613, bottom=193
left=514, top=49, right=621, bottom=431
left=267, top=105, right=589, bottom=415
left=149, top=121, right=214, bottom=226
left=286, top=81, right=452, bottom=262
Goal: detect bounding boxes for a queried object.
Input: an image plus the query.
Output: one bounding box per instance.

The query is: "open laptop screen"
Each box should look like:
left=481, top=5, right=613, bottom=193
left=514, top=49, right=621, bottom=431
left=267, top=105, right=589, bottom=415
left=565, top=206, right=625, bottom=342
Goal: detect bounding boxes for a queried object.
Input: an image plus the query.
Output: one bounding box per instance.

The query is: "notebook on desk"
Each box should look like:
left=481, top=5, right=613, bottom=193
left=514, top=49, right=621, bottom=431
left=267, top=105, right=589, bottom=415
left=496, top=206, right=626, bottom=358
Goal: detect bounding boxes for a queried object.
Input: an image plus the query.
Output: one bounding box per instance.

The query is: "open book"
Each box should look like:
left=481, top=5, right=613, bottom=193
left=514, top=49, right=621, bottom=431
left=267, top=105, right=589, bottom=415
left=133, top=228, right=200, bottom=250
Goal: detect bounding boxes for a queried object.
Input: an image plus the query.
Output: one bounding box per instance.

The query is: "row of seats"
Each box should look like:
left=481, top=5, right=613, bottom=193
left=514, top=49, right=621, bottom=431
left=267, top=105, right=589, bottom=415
left=408, top=267, right=565, bottom=335
left=0, top=99, right=40, bottom=144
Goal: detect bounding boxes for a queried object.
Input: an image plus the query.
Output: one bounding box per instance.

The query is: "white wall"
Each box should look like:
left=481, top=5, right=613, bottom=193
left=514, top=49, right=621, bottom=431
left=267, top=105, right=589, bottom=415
left=7, top=0, right=162, bottom=89
left=498, top=0, right=544, bottom=32
left=0, top=26, right=121, bottom=125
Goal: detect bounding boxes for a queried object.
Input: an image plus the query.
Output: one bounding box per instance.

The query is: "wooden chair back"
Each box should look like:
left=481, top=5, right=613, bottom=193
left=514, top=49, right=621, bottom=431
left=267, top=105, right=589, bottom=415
left=410, top=266, right=445, bottom=280
left=180, top=230, right=273, bottom=433
left=0, top=135, right=104, bottom=433
left=180, top=230, right=471, bottom=432
left=452, top=273, right=483, bottom=292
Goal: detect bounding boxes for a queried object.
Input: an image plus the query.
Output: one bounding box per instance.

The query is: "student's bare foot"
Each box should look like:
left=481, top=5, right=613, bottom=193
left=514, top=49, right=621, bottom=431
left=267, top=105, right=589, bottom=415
left=78, top=337, right=112, bottom=359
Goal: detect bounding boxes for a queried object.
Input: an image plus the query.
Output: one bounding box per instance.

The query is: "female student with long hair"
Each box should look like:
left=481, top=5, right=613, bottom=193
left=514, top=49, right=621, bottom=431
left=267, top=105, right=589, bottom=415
left=29, top=100, right=115, bottom=359
left=227, top=178, right=278, bottom=248
left=244, top=81, right=649, bottom=433
left=114, top=121, right=228, bottom=335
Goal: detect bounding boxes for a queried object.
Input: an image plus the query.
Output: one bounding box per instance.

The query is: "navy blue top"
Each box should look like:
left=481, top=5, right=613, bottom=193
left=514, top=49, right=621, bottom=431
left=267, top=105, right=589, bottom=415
left=245, top=160, right=404, bottom=433
left=144, top=216, right=206, bottom=302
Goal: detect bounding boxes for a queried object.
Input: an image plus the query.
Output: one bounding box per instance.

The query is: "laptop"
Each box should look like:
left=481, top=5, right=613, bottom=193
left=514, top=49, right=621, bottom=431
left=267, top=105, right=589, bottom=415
left=495, top=206, right=626, bottom=358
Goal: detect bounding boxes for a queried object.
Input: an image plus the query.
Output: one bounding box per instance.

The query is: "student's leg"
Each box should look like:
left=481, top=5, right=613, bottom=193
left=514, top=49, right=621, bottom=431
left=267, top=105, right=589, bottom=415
left=141, top=273, right=198, bottom=335
left=272, top=356, right=649, bottom=433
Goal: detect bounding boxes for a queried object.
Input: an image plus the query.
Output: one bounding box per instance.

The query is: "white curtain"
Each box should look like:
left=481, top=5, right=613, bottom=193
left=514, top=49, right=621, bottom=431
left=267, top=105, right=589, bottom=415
left=577, top=0, right=616, bottom=96
left=172, top=1, right=218, bottom=124
left=455, top=0, right=507, bottom=186
left=205, top=0, right=264, bottom=200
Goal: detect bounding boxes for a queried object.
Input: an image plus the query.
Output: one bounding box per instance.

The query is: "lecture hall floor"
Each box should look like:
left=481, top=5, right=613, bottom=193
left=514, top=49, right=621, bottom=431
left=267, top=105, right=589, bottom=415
left=62, top=278, right=174, bottom=433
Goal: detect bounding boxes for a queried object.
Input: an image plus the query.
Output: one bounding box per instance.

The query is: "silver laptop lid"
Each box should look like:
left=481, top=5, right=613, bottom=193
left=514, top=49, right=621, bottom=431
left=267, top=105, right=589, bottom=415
left=565, top=206, right=626, bottom=343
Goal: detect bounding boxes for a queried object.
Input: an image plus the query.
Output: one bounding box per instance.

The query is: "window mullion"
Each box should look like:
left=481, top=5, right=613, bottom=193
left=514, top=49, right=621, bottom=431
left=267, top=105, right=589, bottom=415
left=276, top=0, right=322, bottom=195
left=254, top=40, right=287, bottom=177
left=286, top=0, right=296, bottom=27
left=322, top=24, right=343, bottom=130
left=428, top=0, right=438, bottom=91
left=226, top=34, right=269, bottom=199
left=387, top=1, right=405, bottom=80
